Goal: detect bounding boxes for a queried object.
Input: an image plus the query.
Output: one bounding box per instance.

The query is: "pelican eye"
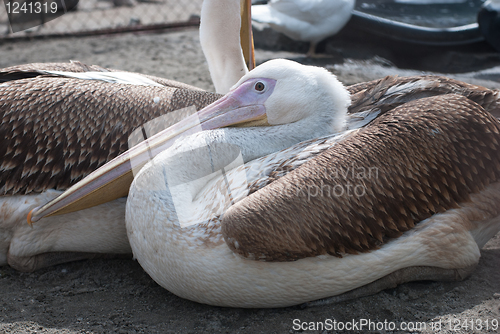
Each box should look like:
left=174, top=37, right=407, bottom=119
left=254, top=81, right=266, bottom=92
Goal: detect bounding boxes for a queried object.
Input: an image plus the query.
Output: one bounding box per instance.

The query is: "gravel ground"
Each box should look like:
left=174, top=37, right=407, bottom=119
left=0, top=29, right=499, bottom=334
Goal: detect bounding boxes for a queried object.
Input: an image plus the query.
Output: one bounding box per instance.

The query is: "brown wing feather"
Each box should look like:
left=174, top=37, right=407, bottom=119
left=348, top=75, right=500, bottom=117
left=0, top=61, right=110, bottom=75
left=0, top=61, right=202, bottom=91
left=0, top=70, right=221, bottom=195
left=221, top=94, right=500, bottom=261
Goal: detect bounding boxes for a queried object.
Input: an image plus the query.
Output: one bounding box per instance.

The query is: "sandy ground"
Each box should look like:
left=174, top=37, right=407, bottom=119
left=0, top=29, right=499, bottom=333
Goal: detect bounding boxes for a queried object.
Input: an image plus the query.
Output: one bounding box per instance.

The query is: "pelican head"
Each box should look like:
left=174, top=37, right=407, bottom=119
left=230, top=59, right=350, bottom=134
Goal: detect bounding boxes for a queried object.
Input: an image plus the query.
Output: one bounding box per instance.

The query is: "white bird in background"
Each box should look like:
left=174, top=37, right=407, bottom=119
left=252, top=0, right=355, bottom=56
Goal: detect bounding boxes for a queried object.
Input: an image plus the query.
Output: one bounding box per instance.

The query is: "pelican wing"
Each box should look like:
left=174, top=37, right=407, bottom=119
left=0, top=61, right=204, bottom=91
left=221, top=94, right=500, bottom=261
left=347, top=75, right=500, bottom=117
left=0, top=63, right=220, bottom=195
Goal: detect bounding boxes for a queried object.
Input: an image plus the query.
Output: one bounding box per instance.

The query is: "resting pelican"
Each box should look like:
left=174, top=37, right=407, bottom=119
left=252, top=0, right=355, bottom=56
left=0, top=0, right=254, bottom=271
left=29, top=59, right=500, bottom=307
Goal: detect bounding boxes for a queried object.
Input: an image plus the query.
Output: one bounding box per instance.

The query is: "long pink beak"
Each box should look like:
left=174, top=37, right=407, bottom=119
left=28, top=79, right=276, bottom=224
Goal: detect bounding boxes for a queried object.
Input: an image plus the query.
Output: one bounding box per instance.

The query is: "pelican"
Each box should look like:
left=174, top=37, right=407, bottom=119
left=28, top=59, right=500, bottom=307
left=202, top=0, right=255, bottom=93
left=0, top=0, right=255, bottom=271
left=251, top=0, right=355, bottom=56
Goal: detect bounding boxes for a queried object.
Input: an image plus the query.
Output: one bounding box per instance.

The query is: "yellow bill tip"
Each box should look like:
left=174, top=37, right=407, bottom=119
left=27, top=208, right=35, bottom=226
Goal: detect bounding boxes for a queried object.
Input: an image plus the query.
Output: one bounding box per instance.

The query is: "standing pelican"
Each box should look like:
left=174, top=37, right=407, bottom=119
left=0, top=0, right=254, bottom=271
left=29, top=59, right=500, bottom=307
left=252, top=0, right=355, bottom=56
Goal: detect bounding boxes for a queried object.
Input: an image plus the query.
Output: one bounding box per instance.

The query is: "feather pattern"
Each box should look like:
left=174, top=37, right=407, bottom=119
left=0, top=61, right=202, bottom=90
left=221, top=94, right=500, bottom=260
left=348, top=75, right=500, bottom=117
left=0, top=63, right=221, bottom=195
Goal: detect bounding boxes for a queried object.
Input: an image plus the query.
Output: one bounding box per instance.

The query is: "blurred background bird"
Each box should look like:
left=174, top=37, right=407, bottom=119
left=251, top=0, right=355, bottom=57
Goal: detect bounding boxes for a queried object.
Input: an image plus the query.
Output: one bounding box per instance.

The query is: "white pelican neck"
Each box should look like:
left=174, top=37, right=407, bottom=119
left=200, top=0, right=249, bottom=94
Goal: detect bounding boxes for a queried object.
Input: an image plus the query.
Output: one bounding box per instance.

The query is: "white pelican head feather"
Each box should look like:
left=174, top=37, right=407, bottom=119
left=232, top=59, right=349, bottom=132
